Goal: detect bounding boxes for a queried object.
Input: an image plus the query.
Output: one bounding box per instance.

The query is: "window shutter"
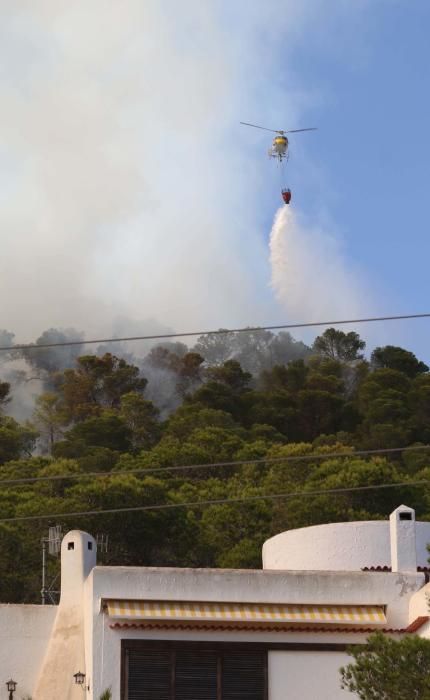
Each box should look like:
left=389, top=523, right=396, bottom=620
left=124, top=643, right=267, bottom=700
left=175, top=650, right=218, bottom=700
left=222, top=650, right=266, bottom=700
left=127, top=649, right=171, bottom=700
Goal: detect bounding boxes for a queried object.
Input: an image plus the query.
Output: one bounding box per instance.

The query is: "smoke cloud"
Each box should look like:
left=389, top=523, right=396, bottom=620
left=0, top=1, right=371, bottom=343
left=0, top=358, right=44, bottom=422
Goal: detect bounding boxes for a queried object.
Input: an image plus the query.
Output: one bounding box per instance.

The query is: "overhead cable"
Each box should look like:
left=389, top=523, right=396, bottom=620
left=0, top=445, right=429, bottom=487
left=1, top=312, right=430, bottom=352
left=0, top=477, right=428, bottom=523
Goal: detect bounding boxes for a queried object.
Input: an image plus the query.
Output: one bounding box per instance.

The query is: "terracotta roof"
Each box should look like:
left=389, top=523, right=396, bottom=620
left=362, top=566, right=430, bottom=572
left=109, top=616, right=429, bottom=635
left=405, top=616, right=430, bottom=633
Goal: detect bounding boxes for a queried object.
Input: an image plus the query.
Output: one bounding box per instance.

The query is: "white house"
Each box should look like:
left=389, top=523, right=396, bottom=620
left=1, top=504, right=430, bottom=700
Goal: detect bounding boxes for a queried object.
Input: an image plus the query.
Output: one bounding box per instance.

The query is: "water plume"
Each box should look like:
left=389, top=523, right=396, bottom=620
left=269, top=206, right=369, bottom=325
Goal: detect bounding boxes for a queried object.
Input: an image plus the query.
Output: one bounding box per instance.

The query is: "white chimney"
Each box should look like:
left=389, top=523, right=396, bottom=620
left=34, top=530, right=97, bottom=700
left=390, top=504, right=417, bottom=572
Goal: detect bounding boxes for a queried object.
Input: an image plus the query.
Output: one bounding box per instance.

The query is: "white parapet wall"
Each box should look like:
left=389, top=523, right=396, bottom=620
left=263, top=507, right=430, bottom=572
left=0, top=604, right=57, bottom=698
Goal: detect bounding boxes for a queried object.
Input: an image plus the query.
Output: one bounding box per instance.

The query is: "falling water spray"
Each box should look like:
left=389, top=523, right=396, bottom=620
left=269, top=205, right=367, bottom=322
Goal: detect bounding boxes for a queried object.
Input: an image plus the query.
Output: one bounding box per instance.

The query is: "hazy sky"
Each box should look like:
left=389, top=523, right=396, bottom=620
left=0, top=1, right=429, bottom=358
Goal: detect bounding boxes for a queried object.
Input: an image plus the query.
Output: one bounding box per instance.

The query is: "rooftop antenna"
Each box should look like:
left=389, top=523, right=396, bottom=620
left=41, top=525, right=63, bottom=605
left=96, top=533, right=109, bottom=555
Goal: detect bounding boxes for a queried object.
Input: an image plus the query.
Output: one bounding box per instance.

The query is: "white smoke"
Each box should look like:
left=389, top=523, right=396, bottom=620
left=0, top=358, right=44, bottom=422
left=0, top=1, right=371, bottom=342
left=269, top=206, right=371, bottom=325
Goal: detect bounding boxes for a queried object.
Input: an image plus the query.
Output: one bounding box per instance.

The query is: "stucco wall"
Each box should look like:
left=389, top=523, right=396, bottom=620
left=87, top=565, right=424, bottom=698
left=263, top=520, right=430, bottom=571
left=95, top=625, right=370, bottom=700
left=269, top=651, right=352, bottom=699
left=89, top=565, right=424, bottom=609
left=0, top=604, right=57, bottom=698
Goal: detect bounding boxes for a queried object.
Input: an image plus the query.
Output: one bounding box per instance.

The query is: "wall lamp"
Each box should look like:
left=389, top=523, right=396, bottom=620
left=73, top=671, right=90, bottom=692
left=5, top=679, right=17, bottom=700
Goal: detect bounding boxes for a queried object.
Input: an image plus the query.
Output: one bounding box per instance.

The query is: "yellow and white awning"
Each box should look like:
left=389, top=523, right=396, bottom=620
left=104, top=600, right=386, bottom=627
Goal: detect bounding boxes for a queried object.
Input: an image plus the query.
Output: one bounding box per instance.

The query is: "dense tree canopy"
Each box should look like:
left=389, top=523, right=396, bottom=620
left=60, top=353, right=147, bottom=420
left=340, top=632, right=430, bottom=699
left=371, top=345, right=429, bottom=377
left=312, top=327, right=366, bottom=362
left=0, top=328, right=429, bottom=603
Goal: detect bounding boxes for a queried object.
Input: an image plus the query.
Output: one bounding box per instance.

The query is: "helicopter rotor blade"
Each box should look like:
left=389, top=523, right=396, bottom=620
left=240, top=121, right=282, bottom=134
left=286, top=128, right=318, bottom=133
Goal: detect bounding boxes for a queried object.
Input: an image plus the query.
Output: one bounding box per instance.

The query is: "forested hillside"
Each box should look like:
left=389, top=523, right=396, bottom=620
left=1, top=326, right=429, bottom=603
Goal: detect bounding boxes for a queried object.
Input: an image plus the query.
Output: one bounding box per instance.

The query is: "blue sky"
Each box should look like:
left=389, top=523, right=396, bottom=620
left=293, top=1, right=430, bottom=293
left=0, top=1, right=429, bottom=362
left=245, top=1, right=430, bottom=359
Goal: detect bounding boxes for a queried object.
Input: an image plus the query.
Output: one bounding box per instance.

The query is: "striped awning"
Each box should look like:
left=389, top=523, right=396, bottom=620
left=104, top=600, right=386, bottom=627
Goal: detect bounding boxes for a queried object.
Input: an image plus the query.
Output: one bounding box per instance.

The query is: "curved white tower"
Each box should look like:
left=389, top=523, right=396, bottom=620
left=263, top=505, right=428, bottom=572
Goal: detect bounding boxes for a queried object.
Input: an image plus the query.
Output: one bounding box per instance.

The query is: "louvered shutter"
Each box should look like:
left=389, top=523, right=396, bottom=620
left=175, top=650, right=218, bottom=700
left=222, top=650, right=266, bottom=700
left=125, top=643, right=267, bottom=700
left=127, top=649, right=171, bottom=700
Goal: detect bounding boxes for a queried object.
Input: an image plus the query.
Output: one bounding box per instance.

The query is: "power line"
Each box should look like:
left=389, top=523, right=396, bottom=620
left=1, top=312, right=430, bottom=352
left=0, top=478, right=428, bottom=524
left=0, top=445, right=429, bottom=487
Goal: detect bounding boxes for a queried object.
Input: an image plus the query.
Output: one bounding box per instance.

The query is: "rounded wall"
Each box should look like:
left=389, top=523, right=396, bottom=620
left=262, top=520, right=430, bottom=571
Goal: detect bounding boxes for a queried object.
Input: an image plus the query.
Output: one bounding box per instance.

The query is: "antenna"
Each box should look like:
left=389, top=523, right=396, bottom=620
left=48, top=525, right=62, bottom=555
left=96, top=533, right=109, bottom=555
left=41, top=525, right=63, bottom=605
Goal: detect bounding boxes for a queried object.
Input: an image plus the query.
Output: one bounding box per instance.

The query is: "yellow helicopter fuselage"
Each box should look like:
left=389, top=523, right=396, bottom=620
left=270, top=134, right=288, bottom=160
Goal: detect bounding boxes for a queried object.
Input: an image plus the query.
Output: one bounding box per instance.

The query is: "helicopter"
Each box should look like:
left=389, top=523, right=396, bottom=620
left=240, top=121, right=317, bottom=204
